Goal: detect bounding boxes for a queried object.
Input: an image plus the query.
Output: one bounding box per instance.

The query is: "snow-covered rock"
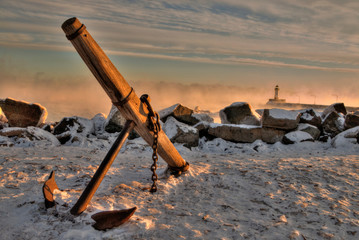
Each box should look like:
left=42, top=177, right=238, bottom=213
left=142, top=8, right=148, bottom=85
left=194, top=121, right=215, bottom=140
left=1, top=98, right=47, bottom=127
left=0, top=107, right=8, bottom=123
left=297, top=123, right=321, bottom=140
left=105, top=105, right=127, bottom=133
left=262, top=109, right=300, bottom=130
left=220, top=102, right=261, bottom=126
left=92, top=113, right=107, bottom=135
left=0, top=126, right=60, bottom=146
left=0, top=135, right=13, bottom=147
left=331, top=126, right=359, bottom=148
left=321, top=103, right=347, bottom=118
left=163, top=116, right=199, bottom=147
left=282, top=131, right=314, bottom=144
left=344, top=114, right=359, bottom=130
left=192, top=113, right=214, bottom=123
left=208, top=123, right=261, bottom=143
left=261, top=127, right=286, bottom=144
left=322, top=112, right=345, bottom=137
left=299, top=108, right=322, bottom=128
left=159, top=104, right=199, bottom=125
left=53, top=116, right=94, bottom=146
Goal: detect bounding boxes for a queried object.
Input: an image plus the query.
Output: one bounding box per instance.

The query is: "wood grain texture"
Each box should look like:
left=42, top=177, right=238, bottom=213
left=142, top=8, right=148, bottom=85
left=62, top=18, right=188, bottom=169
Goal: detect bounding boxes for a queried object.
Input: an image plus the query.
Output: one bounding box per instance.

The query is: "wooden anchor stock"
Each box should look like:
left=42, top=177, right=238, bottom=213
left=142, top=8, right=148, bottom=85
left=62, top=17, right=189, bottom=215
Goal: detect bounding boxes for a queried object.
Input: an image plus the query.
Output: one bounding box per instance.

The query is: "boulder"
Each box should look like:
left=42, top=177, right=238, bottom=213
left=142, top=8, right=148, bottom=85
left=105, top=105, right=127, bottom=133
left=1, top=98, right=47, bottom=127
left=163, top=116, right=199, bottom=147
left=192, top=113, right=214, bottom=123
left=344, top=114, right=359, bottom=130
left=322, top=111, right=345, bottom=137
left=159, top=104, right=199, bottom=125
left=282, top=131, right=314, bottom=144
left=299, top=109, right=322, bottom=128
left=321, top=103, right=347, bottom=118
left=0, top=126, right=60, bottom=146
left=194, top=121, right=216, bottom=140
left=297, top=123, right=321, bottom=140
left=0, top=107, right=8, bottom=123
left=331, top=126, right=359, bottom=148
left=208, top=123, right=261, bottom=143
left=261, top=127, right=286, bottom=144
left=53, top=116, right=94, bottom=145
left=92, top=113, right=107, bottom=135
left=256, top=109, right=264, bottom=117
left=262, top=109, right=300, bottom=130
left=220, top=102, right=261, bottom=126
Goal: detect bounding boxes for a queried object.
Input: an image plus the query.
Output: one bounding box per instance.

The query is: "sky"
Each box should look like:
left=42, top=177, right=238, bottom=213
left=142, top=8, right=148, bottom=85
left=1, top=0, right=359, bottom=121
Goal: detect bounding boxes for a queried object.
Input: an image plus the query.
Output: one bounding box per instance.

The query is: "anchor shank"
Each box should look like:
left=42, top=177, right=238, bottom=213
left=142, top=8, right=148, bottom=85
left=70, top=120, right=135, bottom=216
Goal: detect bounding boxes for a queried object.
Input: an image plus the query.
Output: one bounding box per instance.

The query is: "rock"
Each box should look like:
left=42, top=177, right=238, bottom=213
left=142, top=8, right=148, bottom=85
left=0, top=107, right=8, bottom=130
left=1, top=98, right=47, bottom=127
left=194, top=121, right=216, bottom=140
left=0, top=136, right=13, bottom=147
left=105, top=105, right=127, bottom=133
left=256, top=109, right=264, bottom=117
left=163, top=116, right=199, bottom=147
left=282, top=131, right=314, bottom=144
left=321, top=103, right=347, bottom=118
left=42, top=123, right=55, bottom=133
left=159, top=104, right=199, bottom=125
left=261, top=127, right=286, bottom=144
left=322, top=111, right=345, bottom=137
left=299, top=109, right=322, bottom=128
left=262, top=109, right=300, bottom=130
left=0, top=126, right=60, bottom=146
left=53, top=116, right=94, bottom=145
left=192, top=113, right=214, bottom=123
left=331, top=126, right=359, bottom=148
left=318, top=134, right=330, bottom=142
left=344, top=114, right=359, bottom=129
left=208, top=123, right=261, bottom=143
left=92, top=113, right=107, bottom=135
left=219, top=102, right=261, bottom=126
left=297, top=123, right=321, bottom=140
left=0, top=107, right=8, bottom=123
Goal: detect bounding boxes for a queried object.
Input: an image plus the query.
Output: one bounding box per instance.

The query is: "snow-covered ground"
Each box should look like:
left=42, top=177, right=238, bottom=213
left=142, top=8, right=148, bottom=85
left=0, top=138, right=358, bottom=239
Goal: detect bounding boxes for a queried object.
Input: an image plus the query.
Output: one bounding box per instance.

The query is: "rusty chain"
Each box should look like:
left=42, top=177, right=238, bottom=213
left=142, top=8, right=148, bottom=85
left=140, top=94, right=161, bottom=193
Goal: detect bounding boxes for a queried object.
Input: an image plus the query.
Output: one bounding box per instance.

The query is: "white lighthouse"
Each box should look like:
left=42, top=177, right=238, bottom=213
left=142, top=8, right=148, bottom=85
left=267, top=85, right=286, bottom=105
left=274, top=85, right=279, bottom=100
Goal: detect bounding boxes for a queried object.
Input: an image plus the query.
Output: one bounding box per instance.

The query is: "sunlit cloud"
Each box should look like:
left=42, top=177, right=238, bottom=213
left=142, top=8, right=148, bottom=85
left=1, top=0, right=359, bottom=72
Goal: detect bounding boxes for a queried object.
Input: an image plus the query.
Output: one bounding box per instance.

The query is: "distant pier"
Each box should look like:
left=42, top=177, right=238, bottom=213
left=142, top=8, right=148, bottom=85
left=265, top=85, right=359, bottom=112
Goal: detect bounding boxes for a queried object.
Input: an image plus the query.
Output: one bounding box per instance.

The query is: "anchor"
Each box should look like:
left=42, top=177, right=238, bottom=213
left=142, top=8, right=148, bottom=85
left=43, top=17, right=189, bottom=230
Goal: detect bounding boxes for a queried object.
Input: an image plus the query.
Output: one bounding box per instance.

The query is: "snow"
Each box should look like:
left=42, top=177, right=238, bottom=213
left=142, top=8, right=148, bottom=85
left=158, top=104, right=180, bottom=119
left=0, top=131, right=359, bottom=239
left=210, top=123, right=261, bottom=129
left=284, top=131, right=313, bottom=143
left=331, top=126, right=359, bottom=148
left=268, top=109, right=299, bottom=120
left=163, top=116, right=197, bottom=139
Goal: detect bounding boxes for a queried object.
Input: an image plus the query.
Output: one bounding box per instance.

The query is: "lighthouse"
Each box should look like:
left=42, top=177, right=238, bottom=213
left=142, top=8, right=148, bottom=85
left=274, top=85, right=279, bottom=100
left=266, top=85, right=286, bottom=105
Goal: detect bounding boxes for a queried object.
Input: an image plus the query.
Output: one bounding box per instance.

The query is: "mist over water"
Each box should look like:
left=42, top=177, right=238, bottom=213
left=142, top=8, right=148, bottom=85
left=1, top=79, right=359, bottom=122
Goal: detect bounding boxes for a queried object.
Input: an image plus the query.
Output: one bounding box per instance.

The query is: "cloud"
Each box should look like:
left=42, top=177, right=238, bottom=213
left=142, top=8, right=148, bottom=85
left=2, top=0, right=359, bottom=73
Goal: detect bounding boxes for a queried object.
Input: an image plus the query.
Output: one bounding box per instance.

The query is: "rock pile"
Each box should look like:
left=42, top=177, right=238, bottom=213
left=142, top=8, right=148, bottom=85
left=0, top=98, right=358, bottom=148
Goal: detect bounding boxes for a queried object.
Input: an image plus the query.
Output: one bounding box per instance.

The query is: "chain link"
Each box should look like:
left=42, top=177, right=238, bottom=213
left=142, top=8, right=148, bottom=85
left=149, top=119, right=159, bottom=193
left=140, top=94, right=161, bottom=193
